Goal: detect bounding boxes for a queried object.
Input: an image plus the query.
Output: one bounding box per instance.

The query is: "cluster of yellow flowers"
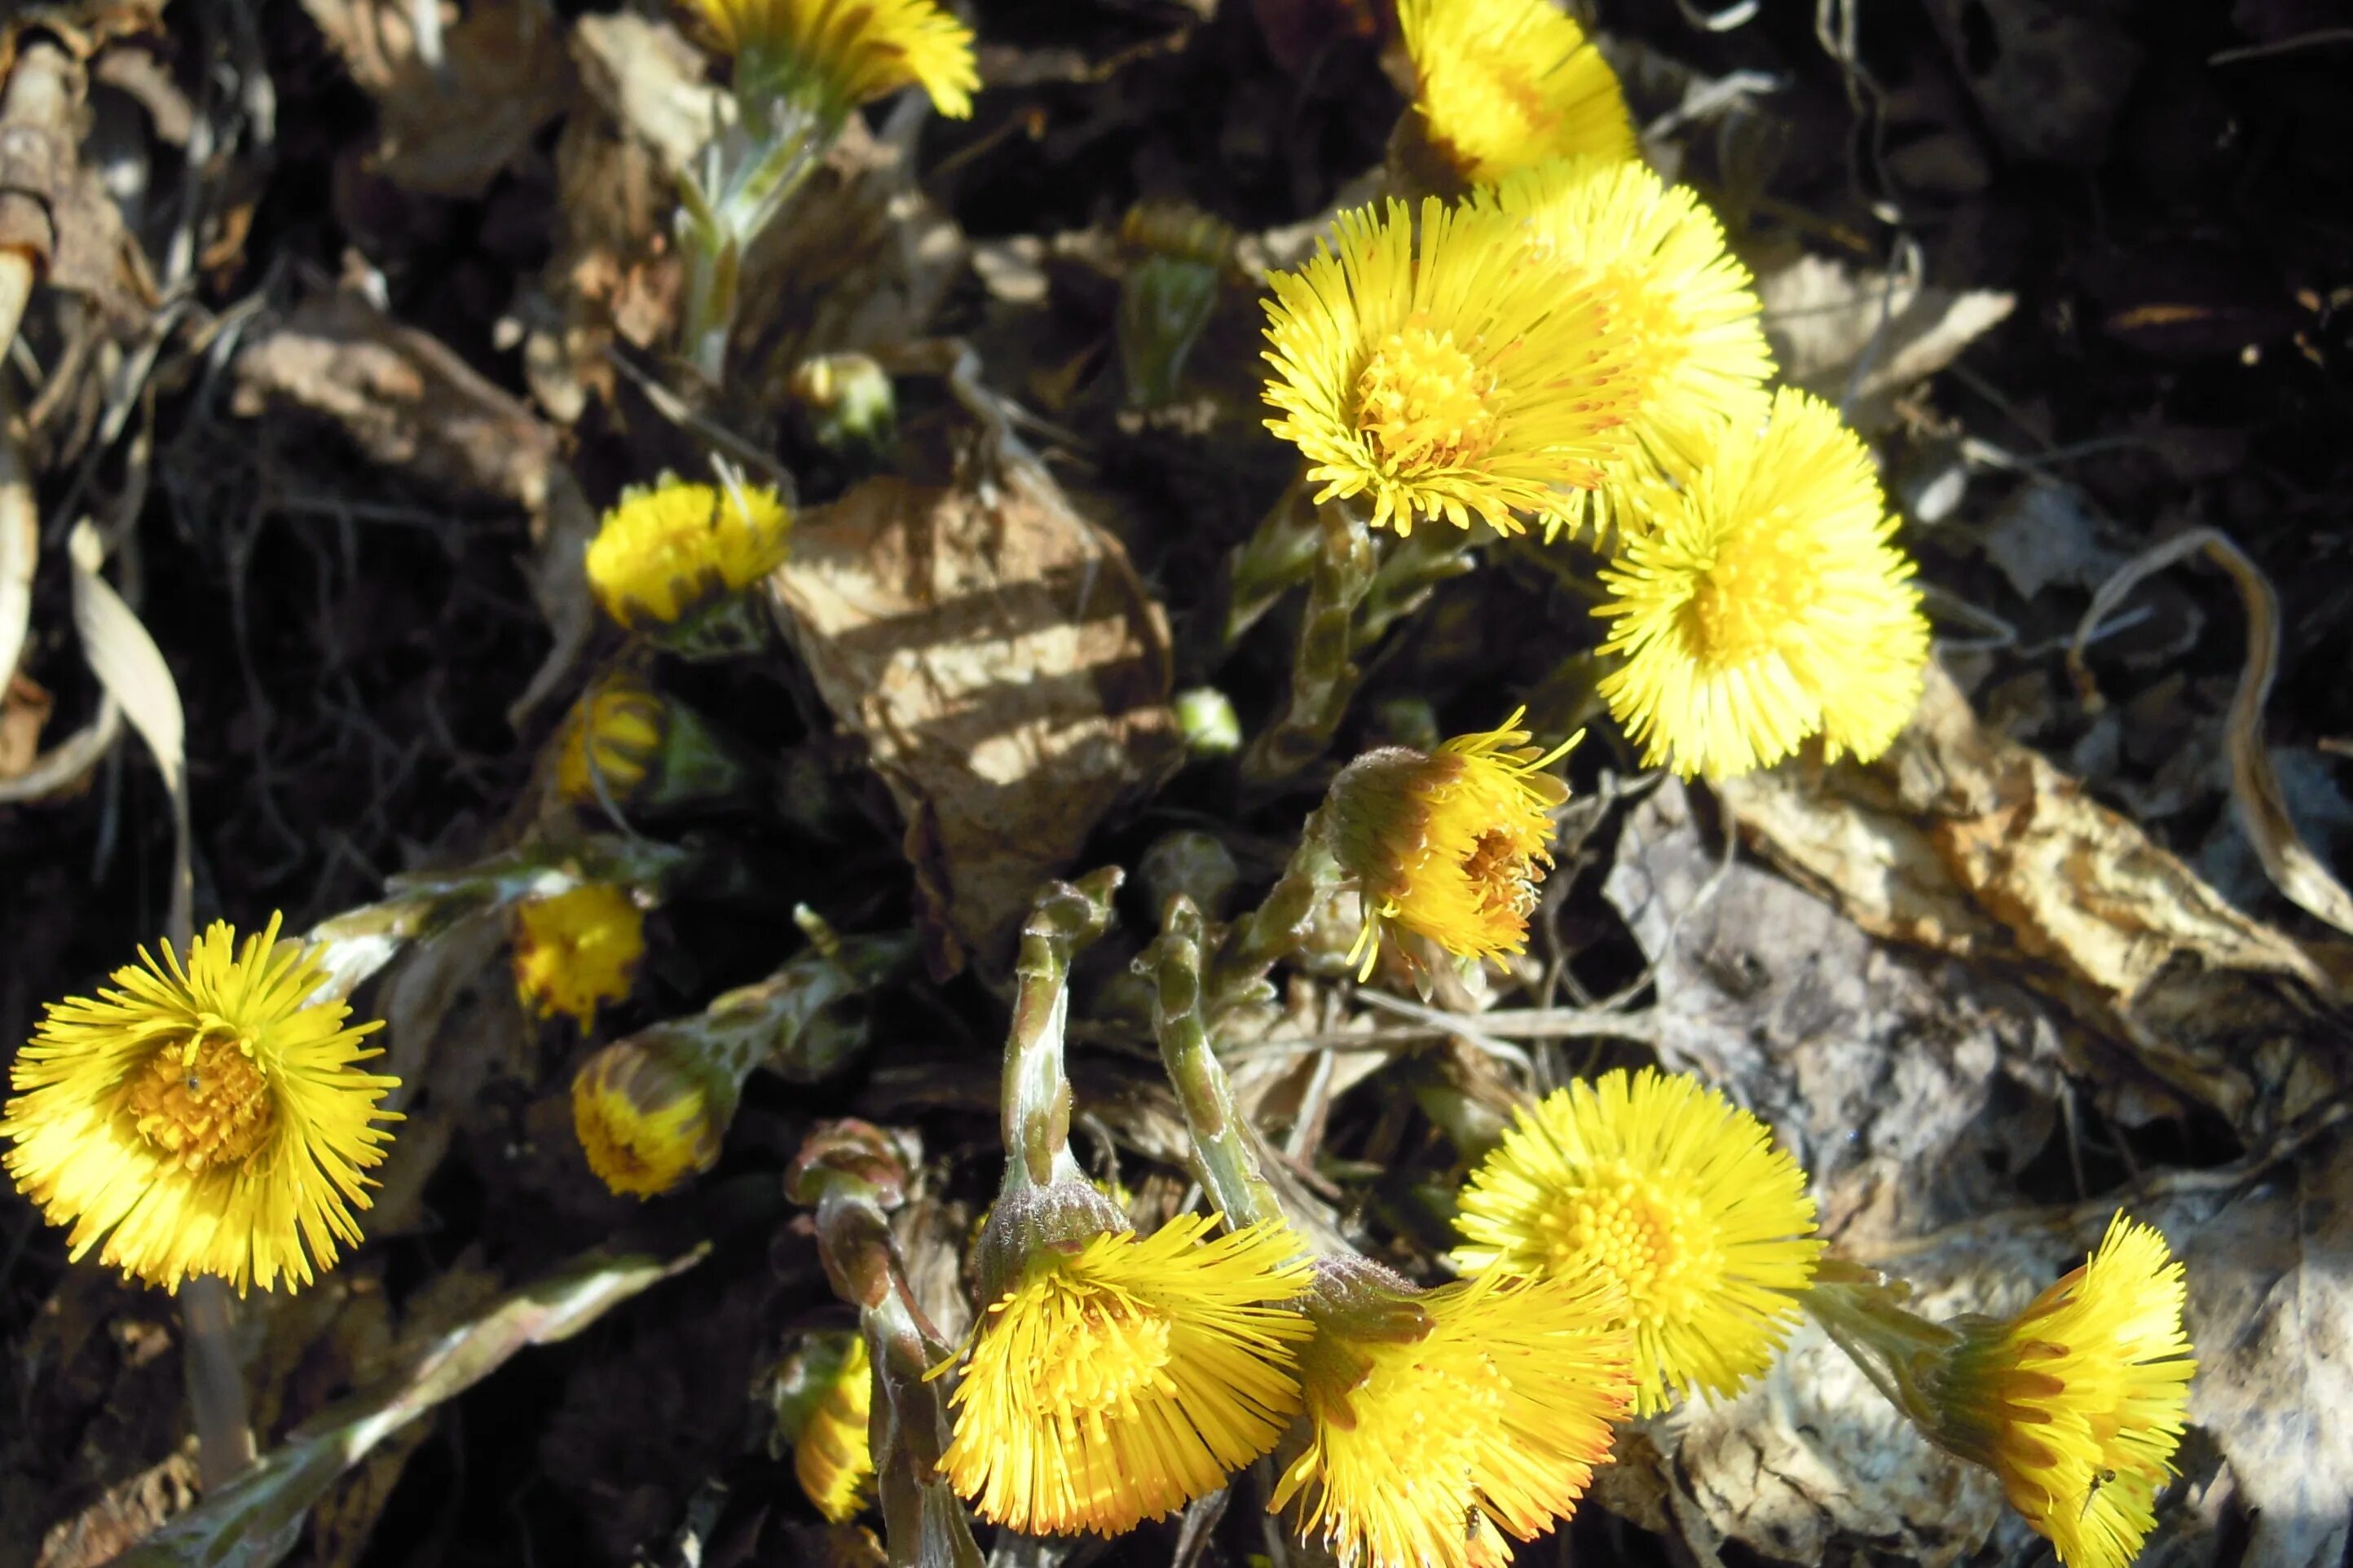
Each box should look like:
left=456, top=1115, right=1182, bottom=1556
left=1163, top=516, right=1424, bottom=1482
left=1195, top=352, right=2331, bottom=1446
left=1256, top=0, right=1930, bottom=780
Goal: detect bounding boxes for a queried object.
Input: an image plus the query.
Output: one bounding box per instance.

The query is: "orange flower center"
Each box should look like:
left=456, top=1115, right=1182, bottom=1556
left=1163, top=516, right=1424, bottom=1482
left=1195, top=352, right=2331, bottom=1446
left=125, top=1033, right=275, bottom=1173
left=1685, top=514, right=1822, bottom=666
left=1461, top=830, right=1540, bottom=920
left=1357, top=327, right=1500, bottom=476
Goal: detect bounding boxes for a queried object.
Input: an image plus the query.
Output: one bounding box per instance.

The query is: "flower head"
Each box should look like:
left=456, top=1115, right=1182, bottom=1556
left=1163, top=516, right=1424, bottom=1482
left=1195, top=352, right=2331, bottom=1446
left=1276, top=1257, right=1631, bottom=1568
left=690, top=0, right=978, bottom=120
left=795, top=1333, right=877, bottom=1522
left=1594, top=388, right=1930, bottom=778
left=0, top=916, right=399, bottom=1294
left=941, top=1207, right=1314, bottom=1535
left=513, top=883, right=647, bottom=1030
left=554, top=668, right=665, bottom=808
left=1324, top=709, right=1573, bottom=980
left=1932, top=1215, right=2195, bottom=1568
left=1262, top=196, right=1637, bottom=536
left=1478, top=157, right=1775, bottom=541
left=586, top=476, right=792, bottom=633
left=1395, top=0, right=1636, bottom=187
left=571, top=1029, right=734, bottom=1197
left=1453, top=1067, right=1821, bottom=1414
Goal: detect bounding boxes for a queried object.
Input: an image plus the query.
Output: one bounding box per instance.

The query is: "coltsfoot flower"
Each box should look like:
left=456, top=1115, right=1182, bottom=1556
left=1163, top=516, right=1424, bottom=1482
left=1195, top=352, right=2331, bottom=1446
left=689, top=0, right=978, bottom=120
left=1594, top=388, right=1931, bottom=777
left=1931, top=1215, right=2195, bottom=1568
left=1395, top=0, right=1636, bottom=187
left=0, top=915, right=399, bottom=1294
left=513, top=883, right=647, bottom=1030
left=1262, top=196, right=1637, bottom=536
left=585, top=476, right=792, bottom=633
left=1453, top=1067, right=1821, bottom=1414
left=941, top=1205, right=1314, bottom=1535
left=1324, top=709, right=1573, bottom=980
left=554, top=668, right=665, bottom=808
left=571, top=1030, right=734, bottom=1197
left=1478, top=157, right=1775, bottom=541
left=795, top=1333, right=877, bottom=1522
left=1275, top=1257, right=1632, bottom=1568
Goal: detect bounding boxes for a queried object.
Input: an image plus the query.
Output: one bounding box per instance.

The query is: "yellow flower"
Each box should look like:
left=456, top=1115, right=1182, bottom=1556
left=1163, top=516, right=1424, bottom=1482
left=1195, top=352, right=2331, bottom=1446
left=941, top=1212, right=1314, bottom=1535
left=690, top=0, right=978, bottom=119
left=1324, top=709, right=1573, bottom=980
left=571, top=1032, right=729, bottom=1197
left=1395, top=0, right=1636, bottom=186
left=1594, top=388, right=1930, bottom=778
left=1478, top=157, right=1776, bottom=541
left=1931, top=1214, right=2195, bottom=1568
left=796, top=1334, right=877, bottom=1522
left=1261, top=196, right=1637, bottom=536
left=585, top=477, right=792, bottom=632
left=1275, top=1259, right=1631, bottom=1568
left=513, top=884, right=646, bottom=1030
left=0, top=916, right=399, bottom=1294
left=1453, top=1068, right=1821, bottom=1414
left=554, top=668, right=665, bottom=808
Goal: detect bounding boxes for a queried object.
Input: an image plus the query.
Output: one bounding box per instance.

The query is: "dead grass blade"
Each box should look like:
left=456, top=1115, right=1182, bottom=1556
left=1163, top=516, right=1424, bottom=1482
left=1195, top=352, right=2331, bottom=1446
left=2069, top=526, right=2353, bottom=938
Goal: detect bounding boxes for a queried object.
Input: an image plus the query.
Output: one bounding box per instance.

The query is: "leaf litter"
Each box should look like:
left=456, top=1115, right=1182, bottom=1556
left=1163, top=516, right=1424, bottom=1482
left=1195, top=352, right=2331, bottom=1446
left=0, top=3, right=2348, bottom=1568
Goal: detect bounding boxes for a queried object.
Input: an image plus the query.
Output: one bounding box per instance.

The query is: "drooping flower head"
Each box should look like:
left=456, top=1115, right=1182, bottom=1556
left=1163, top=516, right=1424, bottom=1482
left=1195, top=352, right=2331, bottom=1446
left=688, top=0, right=978, bottom=121
left=1594, top=388, right=1930, bottom=778
left=795, top=1332, right=877, bottom=1522
left=1395, top=0, right=1637, bottom=187
left=1453, top=1068, right=1822, bottom=1414
left=1324, top=709, right=1574, bottom=980
left=585, top=476, right=792, bottom=633
left=1262, top=196, right=1637, bottom=536
left=513, top=883, right=647, bottom=1030
left=571, top=1028, right=738, bottom=1197
left=941, top=1198, right=1315, bottom=1536
left=1478, top=157, right=1775, bottom=541
left=1275, top=1257, right=1632, bottom=1568
left=1929, top=1214, right=2195, bottom=1568
left=554, top=667, right=665, bottom=809
left=0, top=915, right=400, bottom=1294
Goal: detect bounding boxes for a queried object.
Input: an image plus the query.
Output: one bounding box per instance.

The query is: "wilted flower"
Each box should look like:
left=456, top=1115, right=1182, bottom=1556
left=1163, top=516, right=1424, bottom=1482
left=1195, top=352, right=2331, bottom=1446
left=1261, top=196, right=1637, bottom=536
left=585, top=477, right=792, bottom=633
left=0, top=915, right=399, bottom=1294
left=513, top=883, right=647, bottom=1030
left=688, top=0, right=978, bottom=120
left=1275, top=1258, right=1631, bottom=1568
left=1394, top=0, right=1636, bottom=187
left=1929, top=1215, right=2195, bottom=1568
left=941, top=1200, right=1313, bottom=1535
left=1478, top=156, right=1775, bottom=540
left=1594, top=388, right=1930, bottom=777
left=1454, top=1068, right=1822, bottom=1414
left=1324, top=709, right=1573, bottom=979
left=795, top=1333, right=877, bottom=1522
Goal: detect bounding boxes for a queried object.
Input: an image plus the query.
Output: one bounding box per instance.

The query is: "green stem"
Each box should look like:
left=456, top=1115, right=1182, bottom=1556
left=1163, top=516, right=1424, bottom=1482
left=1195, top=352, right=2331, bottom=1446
left=1206, top=820, right=1341, bottom=1018
left=1240, top=502, right=1377, bottom=785
left=999, top=870, right=1123, bottom=1193
left=1355, top=524, right=1478, bottom=645
left=1224, top=469, right=1321, bottom=645
left=1140, top=898, right=1284, bottom=1229
left=1801, top=1262, right=1963, bottom=1435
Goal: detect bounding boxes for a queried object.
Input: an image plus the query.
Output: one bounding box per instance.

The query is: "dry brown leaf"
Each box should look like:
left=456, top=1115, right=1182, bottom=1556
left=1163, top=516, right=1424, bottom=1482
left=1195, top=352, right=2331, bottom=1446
left=1756, top=252, right=2015, bottom=434
left=301, top=0, right=573, bottom=198
left=231, top=291, right=559, bottom=510
left=525, top=11, right=716, bottom=420
left=1606, top=778, right=2067, bottom=1251
left=33, top=1450, right=200, bottom=1568
left=771, top=461, right=1180, bottom=975
left=1718, top=663, right=2342, bottom=1136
